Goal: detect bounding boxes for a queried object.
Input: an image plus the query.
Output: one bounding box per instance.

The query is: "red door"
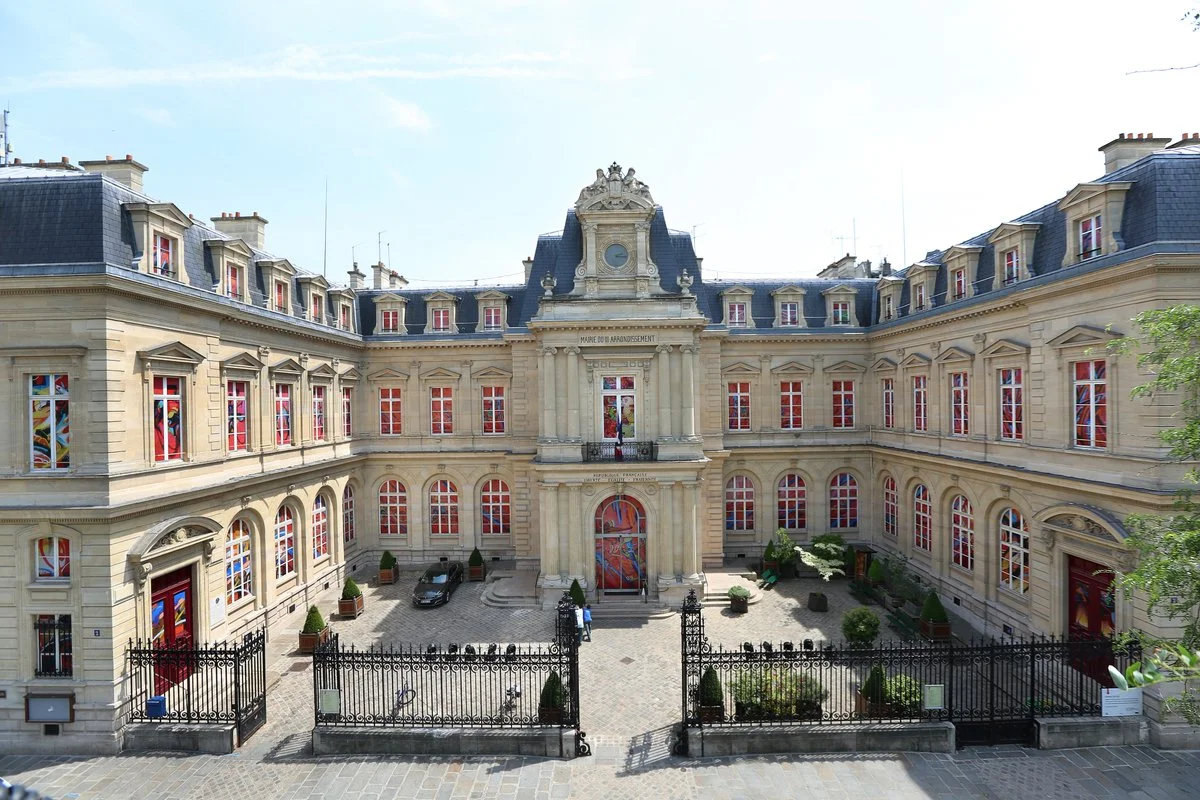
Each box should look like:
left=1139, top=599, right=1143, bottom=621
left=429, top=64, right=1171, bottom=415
left=1067, top=555, right=1116, bottom=685
left=150, top=566, right=194, bottom=695
left=593, top=495, right=647, bottom=594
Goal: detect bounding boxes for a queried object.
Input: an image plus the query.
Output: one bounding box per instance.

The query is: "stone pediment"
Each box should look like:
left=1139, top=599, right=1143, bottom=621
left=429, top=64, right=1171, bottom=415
left=1047, top=325, right=1120, bottom=350
left=270, top=358, right=304, bottom=377
left=982, top=339, right=1030, bottom=359
left=719, top=285, right=754, bottom=298
left=139, top=342, right=205, bottom=369
left=124, top=201, right=192, bottom=229
left=367, top=367, right=408, bottom=381
left=871, top=357, right=898, bottom=373
left=423, top=291, right=458, bottom=303
left=297, top=274, right=331, bottom=291
left=374, top=292, right=407, bottom=307
left=1038, top=504, right=1128, bottom=548
left=474, top=289, right=510, bottom=302
left=987, top=221, right=1041, bottom=244
left=900, top=353, right=932, bottom=369
left=770, top=285, right=806, bottom=297
left=820, top=283, right=858, bottom=297
left=221, top=352, right=264, bottom=373
left=257, top=257, right=296, bottom=276
left=722, top=361, right=761, bottom=376
left=825, top=360, right=865, bottom=373
left=1059, top=181, right=1134, bottom=210
left=575, top=163, right=655, bottom=212
left=770, top=360, right=813, bottom=376
left=126, top=515, right=222, bottom=587
left=473, top=365, right=512, bottom=379
left=308, top=363, right=337, bottom=381
left=204, top=237, right=253, bottom=259
left=339, top=366, right=363, bottom=382
left=420, top=366, right=461, bottom=380
left=935, top=346, right=974, bottom=363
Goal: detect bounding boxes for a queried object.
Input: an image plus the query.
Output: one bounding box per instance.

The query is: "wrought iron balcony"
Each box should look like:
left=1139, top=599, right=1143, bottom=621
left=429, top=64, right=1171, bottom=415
left=582, top=441, right=657, bottom=462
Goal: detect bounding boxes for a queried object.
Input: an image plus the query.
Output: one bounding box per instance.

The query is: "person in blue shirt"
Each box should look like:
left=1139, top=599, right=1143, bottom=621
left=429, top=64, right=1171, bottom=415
left=583, top=604, right=593, bottom=641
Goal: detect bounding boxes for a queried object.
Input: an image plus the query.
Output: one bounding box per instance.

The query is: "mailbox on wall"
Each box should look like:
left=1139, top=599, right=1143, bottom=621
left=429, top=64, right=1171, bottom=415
left=25, top=693, right=75, bottom=723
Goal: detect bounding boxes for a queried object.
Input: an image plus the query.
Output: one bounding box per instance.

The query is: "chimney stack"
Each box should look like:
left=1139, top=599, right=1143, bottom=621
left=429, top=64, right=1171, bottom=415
left=881, top=258, right=892, bottom=277
left=1098, top=132, right=1170, bottom=174
left=372, top=262, right=387, bottom=290
left=523, top=256, right=534, bottom=282
left=25, top=156, right=82, bottom=172
left=78, top=154, right=148, bottom=190
left=1166, top=132, right=1200, bottom=150
left=347, top=262, right=365, bottom=289
left=210, top=212, right=268, bottom=250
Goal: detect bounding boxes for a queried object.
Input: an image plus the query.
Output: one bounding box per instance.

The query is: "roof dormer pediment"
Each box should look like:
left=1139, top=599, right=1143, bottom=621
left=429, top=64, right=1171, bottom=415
left=257, top=258, right=296, bottom=276
left=935, top=345, right=974, bottom=363
left=474, top=289, right=510, bottom=302
left=906, top=262, right=939, bottom=279
left=124, top=201, right=192, bottom=229
left=719, top=285, right=754, bottom=298
left=987, top=221, right=1041, bottom=244
left=1059, top=181, right=1134, bottom=210
left=297, top=274, right=331, bottom=291
left=820, top=283, right=858, bottom=297
left=423, top=291, right=458, bottom=303
left=221, top=351, right=264, bottom=373
left=770, top=285, right=806, bottom=297
left=871, top=357, right=898, bottom=373
left=204, top=237, right=253, bottom=259
left=374, top=292, right=407, bottom=307
left=770, top=360, right=813, bottom=376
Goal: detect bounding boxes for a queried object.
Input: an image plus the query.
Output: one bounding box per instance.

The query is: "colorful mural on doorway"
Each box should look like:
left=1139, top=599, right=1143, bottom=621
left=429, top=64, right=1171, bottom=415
left=594, top=495, right=646, bottom=593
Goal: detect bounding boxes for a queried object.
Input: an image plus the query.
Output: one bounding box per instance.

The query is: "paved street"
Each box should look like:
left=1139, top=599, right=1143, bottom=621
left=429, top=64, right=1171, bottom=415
left=3, top=574, right=1199, bottom=799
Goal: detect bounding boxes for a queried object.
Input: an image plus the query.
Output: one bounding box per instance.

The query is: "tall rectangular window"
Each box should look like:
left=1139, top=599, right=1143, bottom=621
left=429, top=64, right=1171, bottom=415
left=36, top=536, right=71, bottom=580
left=226, top=380, right=248, bottom=452
left=34, top=614, right=72, bottom=677
left=483, top=306, right=503, bottom=331
left=379, top=388, right=402, bottom=435
left=832, top=301, right=851, bottom=325
left=727, top=382, right=751, bottom=430
left=226, top=264, right=241, bottom=298
left=1004, top=249, right=1020, bottom=284
left=482, top=386, right=506, bottom=434
left=913, top=284, right=926, bottom=311
left=779, top=381, right=803, bottom=429
left=432, top=308, right=450, bottom=332
left=601, top=376, right=636, bottom=440
left=381, top=309, right=400, bottom=333
left=883, top=295, right=894, bottom=320
left=342, top=387, right=353, bottom=437
left=431, top=387, right=454, bottom=434
left=951, top=371, right=970, bottom=436
left=1079, top=214, right=1102, bottom=260
left=152, top=234, right=173, bottom=276
left=274, top=280, right=288, bottom=312
left=1073, top=360, right=1107, bottom=448
left=312, top=385, right=326, bottom=441
left=779, top=302, right=799, bottom=326
left=952, top=269, right=966, bottom=300
left=310, top=294, right=323, bottom=322
left=881, top=377, right=894, bottom=429
left=30, top=374, right=70, bottom=470
left=274, top=383, right=292, bottom=446
left=999, top=368, right=1024, bottom=441
left=727, top=302, right=746, bottom=327
left=153, top=376, right=183, bottom=461
left=832, top=380, right=855, bottom=428
left=912, top=375, right=928, bottom=432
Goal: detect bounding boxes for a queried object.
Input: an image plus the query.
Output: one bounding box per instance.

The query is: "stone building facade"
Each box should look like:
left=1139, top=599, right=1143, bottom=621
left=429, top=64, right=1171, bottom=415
left=1, top=136, right=1199, bottom=753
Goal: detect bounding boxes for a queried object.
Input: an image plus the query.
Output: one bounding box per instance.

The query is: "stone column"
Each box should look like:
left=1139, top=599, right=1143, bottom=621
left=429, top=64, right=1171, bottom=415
left=406, top=362, right=420, bottom=437
left=298, top=354, right=311, bottom=444
left=460, top=362, right=473, bottom=436
left=681, top=345, right=696, bottom=438
left=541, top=482, right=560, bottom=575
left=657, top=344, right=672, bottom=440
left=582, top=222, right=598, bottom=274
left=541, top=346, right=558, bottom=440
left=672, top=481, right=685, bottom=573
left=257, top=347, right=271, bottom=452
left=657, top=481, right=674, bottom=583
left=567, top=484, right=583, bottom=582
left=566, top=346, right=581, bottom=440
left=971, top=335, right=986, bottom=441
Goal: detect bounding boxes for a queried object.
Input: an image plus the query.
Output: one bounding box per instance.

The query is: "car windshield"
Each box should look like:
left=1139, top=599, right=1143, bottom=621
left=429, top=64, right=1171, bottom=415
left=421, top=572, right=449, bottom=585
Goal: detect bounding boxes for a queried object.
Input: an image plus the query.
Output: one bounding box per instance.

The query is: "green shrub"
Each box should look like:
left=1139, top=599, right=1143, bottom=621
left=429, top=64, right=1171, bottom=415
left=770, top=529, right=797, bottom=565
left=697, top=667, right=724, bottom=707
left=867, top=559, right=885, bottom=583
left=539, top=671, right=566, bottom=710
left=379, top=550, right=398, bottom=570
left=301, top=605, right=327, bottom=634
left=762, top=540, right=777, bottom=563
left=569, top=578, right=587, bottom=607
left=732, top=668, right=827, bottom=719
left=799, top=533, right=848, bottom=581
left=861, top=664, right=887, bottom=703
left=842, top=607, right=881, bottom=645
left=468, top=547, right=484, bottom=567
left=885, top=675, right=923, bottom=715
left=728, top=585, right=751, bottom=600
left=920, top=590, right=949, bottom=624
left=341, top=578, right=362, bottom=600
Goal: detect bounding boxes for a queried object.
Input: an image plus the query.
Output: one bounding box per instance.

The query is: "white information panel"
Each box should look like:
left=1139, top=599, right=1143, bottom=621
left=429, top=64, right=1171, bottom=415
left=1101, top=687, right=1143, bottom=717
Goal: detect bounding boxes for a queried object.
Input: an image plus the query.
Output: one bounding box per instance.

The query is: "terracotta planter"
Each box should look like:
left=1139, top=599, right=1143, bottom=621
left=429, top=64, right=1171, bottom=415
left=699, top=705, right=725, bottom=724
left=854, top=690, right=891, bottom=718
left=762, top=559, right=779, bottom=574
left=729, top=596, right=749, bottom=613
left=807, top=592, right=828, bottom=612
left=920, top=619, right=952, bottom=640
left=298, top=626, right=331, bottom=655
left=537, top=707, right=564, bottom=725
left=468, top=564, right=486, bottom=582
left=379, top=567, right=398, bottom=584
left=338, top=594, right=364, bottom=618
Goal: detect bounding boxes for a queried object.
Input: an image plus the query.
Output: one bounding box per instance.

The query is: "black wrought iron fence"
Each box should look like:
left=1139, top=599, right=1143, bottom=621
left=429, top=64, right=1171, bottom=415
left=678, top=590, right=1140, bottom=741
left=582, top=441, right=657, bottom=462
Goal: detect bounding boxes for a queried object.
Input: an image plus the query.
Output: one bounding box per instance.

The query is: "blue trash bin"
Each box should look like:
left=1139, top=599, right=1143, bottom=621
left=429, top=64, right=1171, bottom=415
left=146, top=695, right=167, bottom=718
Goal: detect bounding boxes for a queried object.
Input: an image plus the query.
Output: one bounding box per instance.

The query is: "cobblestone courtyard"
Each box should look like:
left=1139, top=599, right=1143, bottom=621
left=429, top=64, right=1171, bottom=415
left=3, top=573, right=1199, bottom=799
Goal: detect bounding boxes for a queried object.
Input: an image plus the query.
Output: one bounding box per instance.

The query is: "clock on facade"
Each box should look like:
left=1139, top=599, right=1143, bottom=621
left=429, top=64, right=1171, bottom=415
left=604, top=243, right=629, bottom=269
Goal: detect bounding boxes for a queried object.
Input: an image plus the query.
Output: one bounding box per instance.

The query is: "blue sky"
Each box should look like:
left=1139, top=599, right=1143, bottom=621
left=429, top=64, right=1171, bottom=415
left=2, top=0, right=1198, bottom=289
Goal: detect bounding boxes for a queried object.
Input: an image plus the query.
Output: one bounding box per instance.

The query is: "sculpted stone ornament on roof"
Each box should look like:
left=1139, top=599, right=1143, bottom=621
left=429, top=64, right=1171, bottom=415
left=576, top=162, right=655, bottom=211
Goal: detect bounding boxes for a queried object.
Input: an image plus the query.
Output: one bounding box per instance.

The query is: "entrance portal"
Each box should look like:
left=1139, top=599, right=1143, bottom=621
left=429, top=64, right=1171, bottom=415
left=1066, top=554, right=1116, bottom=686
left=594, top=495, right=647, bottom=594
left=150, top=565, right=195, bottom=694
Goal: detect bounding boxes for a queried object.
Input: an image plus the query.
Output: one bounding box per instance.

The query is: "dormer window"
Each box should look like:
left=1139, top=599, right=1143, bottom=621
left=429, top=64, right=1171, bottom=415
left=152, top=234, right=174, bottom=276
left=226, top=264, right=242, bottom=298
left=883, top=296, right=894, bottom=320
left=904, top=262, right=937, bottom=315
left=1058, top=181, right=1131, bottom=267
left=473, top=290, right=510, bottom=333
left=780, top=302, right=799, bottom=326
left=913, top=284, right=926, bottom=311
left=422, top=292, right=459, bottom=335
left=124, top=201, right=193, bottom=285
left=483, top=306, right=503, bottom=331
left=432, top=308, right=450, bottom=332
left=382, top=310, right=400, bottom=332
left=274, top=281, right=289, bottom=313
left=1079, top=214, right=1102, bottom=260
left=1004, top=249, right=1020, bottom=284
left=310, top=293, right=324, bottom=323
left=951, top=269, right=966, bottom=300
left=339, top=304, right=351, bottom=330
left=720, top=287, right=755, bottom=329
left=728, top=302, right=747, bottom=327
left=770, top=286, right=806, bottom=329
left=988, top=222, right=1040, bottom=290
left=832, top=301, right=851, bottom=325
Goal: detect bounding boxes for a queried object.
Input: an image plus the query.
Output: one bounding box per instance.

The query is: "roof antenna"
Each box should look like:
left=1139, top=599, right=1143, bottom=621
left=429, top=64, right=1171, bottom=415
left=1, top=106, right=11, bottom=167
left=321, top=177, right=329, bottom=278
left=900, top=170, right=908, bottom=267
left=377, top=230, right=387, bottom=265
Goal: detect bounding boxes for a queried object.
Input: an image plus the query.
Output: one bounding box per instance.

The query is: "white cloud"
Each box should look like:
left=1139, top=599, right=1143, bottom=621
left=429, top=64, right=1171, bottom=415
left=135, top=107, right=175, bottom=127
left=380, top=97, right=432, bottom=133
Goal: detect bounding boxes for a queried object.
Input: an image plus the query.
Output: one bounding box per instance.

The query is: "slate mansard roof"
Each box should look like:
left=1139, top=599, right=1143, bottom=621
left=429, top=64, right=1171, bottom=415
left=3, top=145, right=1200, bottom=338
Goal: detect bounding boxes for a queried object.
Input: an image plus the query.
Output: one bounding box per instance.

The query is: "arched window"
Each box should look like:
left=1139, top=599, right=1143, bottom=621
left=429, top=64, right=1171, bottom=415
left=829, top=473, right=858, bottom=528
left=999, top=507, right=1030, bottom=594
left=950, top=495, right=974, bottom=571
left=312, top=495, right=329, bottom=560
left=776, top=474, right=806, bottom=531
left=274, top=506, right=295, bottom=579
left=913, top=485, right=931, bottom=550
left=342, top=485, right=356, bottom=542
left=882, top=476, right=897, bottom=537
left=379, top=479, right=408, bottom=537
left=429, top=479, right=459, bottom=536
left=481, top=479, right=511, bottom=536
left=724, top=475, right=755, bottom=531
left=226, top=518, right=253, bottom=604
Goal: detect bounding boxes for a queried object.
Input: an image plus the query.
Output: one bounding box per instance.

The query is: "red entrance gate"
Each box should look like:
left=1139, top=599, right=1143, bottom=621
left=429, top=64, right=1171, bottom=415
left=150, top=566, right=195, bottom=695
left=1066, top=554, right=1116, bottom=685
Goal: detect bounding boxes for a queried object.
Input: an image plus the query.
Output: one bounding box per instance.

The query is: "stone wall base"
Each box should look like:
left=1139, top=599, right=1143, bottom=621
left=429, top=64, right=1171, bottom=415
left=1035, top=716, right=1147, bottom=749
left=0, top=728, right=121, bottom=756
left=312, top=726, right=577, bottom=758
left=687, top=722, right=955, bottom=757
left=123, top=723, right=236, bottom=755
left=1148, top=719, right=1200, bottom=750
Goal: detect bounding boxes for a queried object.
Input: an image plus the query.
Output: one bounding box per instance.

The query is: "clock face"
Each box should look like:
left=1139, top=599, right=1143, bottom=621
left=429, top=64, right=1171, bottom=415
left=604, top=243, right=629, bottom=268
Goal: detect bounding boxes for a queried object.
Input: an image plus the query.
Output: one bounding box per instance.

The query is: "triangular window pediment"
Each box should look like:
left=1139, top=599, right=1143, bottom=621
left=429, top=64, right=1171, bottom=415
left=825, top=359, right=865, bottom=374
left=420, top=366, right=461, bottom=381
left=221, top=352, right=264, bottom=373
left=473, top=366, right=513, bottom=379
left=871, top=357, right=898, bottom=373
left=876, top=275, right=904, bottom=289
left=721, top=361, right=760, bottom=376
left=367, top=368, right=408, bottom=382
left=719, top=285, right=754, bottom=298
left=125, top=201, right=192, bottom=228
left=297, top=274, right=331, bottom=291
left=900, top=353, right=932, bottom=369
left=770, top=285, right=805, bottom=297
left=987, top=221, right=1041, bottom=244
left=140, top=341, right=205, bottom=368
left=339, top=367, right=363, bottom=383
left=906, top=262, right=939, bottom=280
left=1047, top=325, right=1120, bottom=350
left=1059, top=181, right=1133, bottom=210
left=374, top=293, right=407, bottom=307
left=943, top=245, right=982, bottom=261
left=308, top=364, right=337, bottom=380
left=474, top=289, right=510, bottom=302
left=270, top=358, right=304, bottom=377
left=770, top=360, right=813, bottom=376
left=257, top=258, right=296, bottom=276
left=204, top=237, right=253, bottom=259
left=981, top=339, right=1030, bottom=359
left=423, top=291, right=458, bottom=303
left=820, top=284, right=858, bottom=297
left=935, top=346, right=974, bottom=363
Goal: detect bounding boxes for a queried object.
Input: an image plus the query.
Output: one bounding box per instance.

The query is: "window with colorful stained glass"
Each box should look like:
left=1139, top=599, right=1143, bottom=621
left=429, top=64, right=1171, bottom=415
left=482, top=386, right=505, bottom=434
left=342, top=387, right=353, bottom=437
left=727, top=382, right=751, bottom=431
left=832, top=380, right=854, bottom=428
left=152, top=234, right=173, bottom=276
left=312, top=495, right=329, bottom=559
left=913, top=484, right=932, bottom=551
left=312, top=385, right=326, bottom=441
left=829, top=473, right=858, bottom=528
left=274, top=506, right=295, bottom=579
left=999, top=507, right=1030, bottom=593
left=883, top=476, right=897, bottom=536
left=379, top=479, right=408, bottom=536
left=1000, top=368, right=1023, bottom=441
left=432, top=307, right=451, bottom=332
left=882, top=378, right=894, bottom=429
left=36, top=536, right=70, bottom=580
left=912, top=375, right=928, bottom=432
left=724, top=475, right=755, bottom=531
left=342, top=485, right=356, bottom=542
left=602, top=376, right=636, bottom=440
left=153, top=376, right=184, bottom=461
left=274, top=383, right=292, bottom=446
left=780, top=381, right=803, bottom=429
left=776, top=473, right=806, bottom=531
left=30, top=374, right=70, bottom=470
left=832, top=301, right=851, bottom=325
left=951, top=494, right=974, bottom=571
left=1079, top=214, right=1102, bottom=259
left=779, top=301, right=799, bottom=326
left=951, top=371, right=969, bottom=436
left=1074, top=360, right=1107, bottom=448
left=226, top=519, right=253, bottom=604
left=431, top=387, right=454, bottom=435
left=483, top=306, right=503, bottom=331
left=379, top=387, right=402, bottom=435
left=226, top=380, right=248, bottom=452
left=381, top=309, right=400, bottom=333
left=481, top=479, right=511, bottom=536
left=1004, top=249, right=1020, bottom=284
left=727, top=302, right=746, bottom=327
left=429, top=479, right=459, bottom=536
left=226, top=264, right=241, bottom=298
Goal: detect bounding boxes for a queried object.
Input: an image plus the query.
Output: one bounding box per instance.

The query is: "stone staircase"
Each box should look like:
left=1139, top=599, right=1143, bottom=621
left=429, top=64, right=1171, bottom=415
left=701, top=571, right=764, bottom=608
left=479, top=569, right=542, bottom=608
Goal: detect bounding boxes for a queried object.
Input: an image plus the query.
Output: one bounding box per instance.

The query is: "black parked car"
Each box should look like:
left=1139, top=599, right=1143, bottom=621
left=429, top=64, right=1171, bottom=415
left=411, top=561, right=465, bottom=607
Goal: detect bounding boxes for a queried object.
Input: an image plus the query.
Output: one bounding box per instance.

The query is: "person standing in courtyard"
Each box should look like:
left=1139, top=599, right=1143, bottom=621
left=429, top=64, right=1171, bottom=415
left=583, top=604, right=593, bottom=641
left=575, top=603, right=585, bottom=645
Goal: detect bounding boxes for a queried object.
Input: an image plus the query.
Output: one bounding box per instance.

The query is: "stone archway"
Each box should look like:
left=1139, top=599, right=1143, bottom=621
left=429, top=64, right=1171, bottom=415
left=593, top=495, right=647, bottom=595
left=1036, top=504, right=1133, bottom=638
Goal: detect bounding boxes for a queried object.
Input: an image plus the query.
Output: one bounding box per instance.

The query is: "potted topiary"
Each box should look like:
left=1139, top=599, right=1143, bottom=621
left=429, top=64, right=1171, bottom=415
left=696, top=666, right=725, bottom=723
left=467, top=547, right=486, bottom=581
left=761, top=540, right=779, bottom=575
left=866, top=558, right=885, bottom=588
left=842, top=606, right=881, bottom=647
left=569, top=578, right=587, bottom=608
left=379, top=550, right=399, bottom=584
left=920, top=590, right=952, bottom=640
left=538, top=670, right=566, bottom=724
left=856, top=663, right=889, bottom=716
left=807, top=591, right=829, bottom=612
left=298, top=605, right=330, bottom=654
left=338, top=577, right=364, bottom=618
left=728, top=584, right=751, bottom=613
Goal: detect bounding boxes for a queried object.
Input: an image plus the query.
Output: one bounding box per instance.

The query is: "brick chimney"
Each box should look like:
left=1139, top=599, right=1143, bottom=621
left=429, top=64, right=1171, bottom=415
left=388, top=271, right=409, bottom=289
left=78, top=154, right=147, bottom=190
left=372, top=262, right=387, bottom=289
left=26, top=156, right=83, bottom=173
left=1166, top=132, right=1200, bottom=150
left=880, top=258, right=892, bottom=277
left=1099, top=133, right=1171, bottom=174
left=523, top=256, right=534, bottom=282
left=210, top=211, right=268, bottom=250
left=347, top=262, right=365, bottom=289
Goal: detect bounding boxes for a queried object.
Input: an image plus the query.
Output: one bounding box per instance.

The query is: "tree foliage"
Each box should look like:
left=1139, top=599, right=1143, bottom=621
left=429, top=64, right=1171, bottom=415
left=797, top=533, right=847, bottom=581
